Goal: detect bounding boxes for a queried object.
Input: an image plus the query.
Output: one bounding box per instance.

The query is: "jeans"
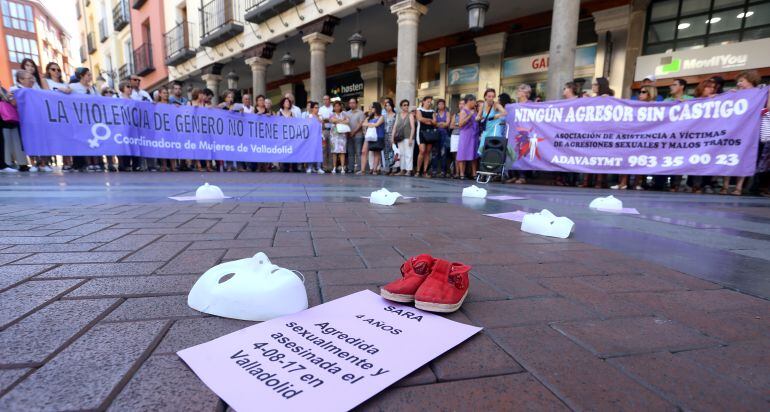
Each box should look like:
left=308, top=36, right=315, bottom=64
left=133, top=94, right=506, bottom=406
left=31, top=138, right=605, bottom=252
left=347, top=136, right=363, bottom=172
left=431, top=132, right=450, bottom=174
left=382, top=137, right=395, bottom=173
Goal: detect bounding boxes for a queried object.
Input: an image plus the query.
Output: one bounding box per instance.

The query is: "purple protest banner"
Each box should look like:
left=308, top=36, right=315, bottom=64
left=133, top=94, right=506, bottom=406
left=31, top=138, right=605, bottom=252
left=505, top=88, right=768, bottom=176
left=15, top=89, right=322, bottom=163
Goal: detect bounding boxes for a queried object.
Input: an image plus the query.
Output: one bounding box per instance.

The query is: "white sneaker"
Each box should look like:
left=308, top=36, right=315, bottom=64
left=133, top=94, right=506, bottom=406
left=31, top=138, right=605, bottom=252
left=331, top=168, right=337, bottom=174
left=28, top=166, right=38, bottom=172
left=0, top=167, right=18, bottom=173
left=341, top=169, right=346, bottom=175
left=317, top=169, right=325, bottom=174
left=635, top=185, right=644, bottom=191
left=306, top=168, right=312, bottom=174
left=42, top=166, right=53, bottom=172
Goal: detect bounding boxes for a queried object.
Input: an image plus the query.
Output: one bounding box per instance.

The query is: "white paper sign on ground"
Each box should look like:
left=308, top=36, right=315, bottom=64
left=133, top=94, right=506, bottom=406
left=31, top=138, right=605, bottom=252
left=487, top=195, right=527, bottom=201
left=168, top=195, right=232, bottom=202
left=485, top=210, right=528, bottom=222
left=596, top=207, right=640, bottom=215
left=178, top=290, right=481, bottom=412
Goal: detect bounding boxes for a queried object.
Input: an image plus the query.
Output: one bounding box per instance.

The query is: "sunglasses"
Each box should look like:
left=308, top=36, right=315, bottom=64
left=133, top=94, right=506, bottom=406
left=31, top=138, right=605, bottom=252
left=640, top=90, right=648, bottom=94
left=49, top=68, right=61, bottom=72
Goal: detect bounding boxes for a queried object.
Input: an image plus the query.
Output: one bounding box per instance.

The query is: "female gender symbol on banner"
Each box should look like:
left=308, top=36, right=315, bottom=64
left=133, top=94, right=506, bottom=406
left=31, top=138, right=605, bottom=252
left=88, top=123, right=111, bottom=148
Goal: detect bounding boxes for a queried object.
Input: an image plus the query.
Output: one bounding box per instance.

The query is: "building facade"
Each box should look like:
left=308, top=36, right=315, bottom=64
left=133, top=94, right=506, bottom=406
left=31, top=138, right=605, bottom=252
left=0, top=0, right=71, bottom=88
left=74, top=0, right=770, bottom=104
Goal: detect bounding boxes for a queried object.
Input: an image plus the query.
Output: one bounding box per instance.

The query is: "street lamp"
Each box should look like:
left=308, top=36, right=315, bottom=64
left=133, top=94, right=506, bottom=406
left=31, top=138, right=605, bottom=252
left=348, top=32, right=366, bottom=60
left=466, top=0, right=490, bottom=31
left=281, top=52, right=295, bottom=76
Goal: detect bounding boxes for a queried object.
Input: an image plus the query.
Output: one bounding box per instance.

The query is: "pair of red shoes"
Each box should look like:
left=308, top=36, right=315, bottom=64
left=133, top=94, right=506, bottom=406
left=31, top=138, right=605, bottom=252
left=380, top=254, right=471, bottom=313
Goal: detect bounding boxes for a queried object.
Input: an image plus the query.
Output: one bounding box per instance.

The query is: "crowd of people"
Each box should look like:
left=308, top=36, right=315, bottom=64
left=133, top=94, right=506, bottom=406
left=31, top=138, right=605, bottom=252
left=1, top=61, right=769, bottom=195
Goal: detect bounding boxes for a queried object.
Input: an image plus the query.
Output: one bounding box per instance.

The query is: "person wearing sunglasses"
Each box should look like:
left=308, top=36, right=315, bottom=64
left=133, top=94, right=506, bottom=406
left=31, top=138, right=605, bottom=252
left=44, top=63, right=71, bottom=94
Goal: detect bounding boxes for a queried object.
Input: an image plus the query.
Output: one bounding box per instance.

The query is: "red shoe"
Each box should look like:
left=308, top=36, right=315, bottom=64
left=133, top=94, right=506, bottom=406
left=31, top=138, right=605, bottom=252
left=380, top=254, right=436, bottom=303
left=414, top=259, right=471, bottom=313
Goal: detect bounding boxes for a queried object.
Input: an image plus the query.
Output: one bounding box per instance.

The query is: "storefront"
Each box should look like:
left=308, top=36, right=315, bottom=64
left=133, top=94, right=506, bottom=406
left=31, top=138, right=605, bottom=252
left=501, top=44, right=597, bottom=100
left=327, top=71, right=364, bottom=102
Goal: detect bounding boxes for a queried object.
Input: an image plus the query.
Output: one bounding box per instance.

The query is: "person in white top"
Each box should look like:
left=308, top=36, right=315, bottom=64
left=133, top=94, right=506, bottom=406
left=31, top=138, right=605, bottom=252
left=318, top=95, right=333, bottom=171
left=129, top=75, right=152, bottom=102
left=43, top=62, right=71, bottom=94
left=241, top=94, right=255, bottom=114
left=285, top=92, right=302, bottom=118
left=69, top=67, right=98, bottom=95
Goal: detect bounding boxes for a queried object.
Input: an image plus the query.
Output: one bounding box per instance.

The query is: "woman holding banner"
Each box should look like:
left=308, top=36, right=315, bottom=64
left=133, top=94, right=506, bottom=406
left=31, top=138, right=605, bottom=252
left=579, top=78, right=611, bottom=188
left=612, top=85, right=657, bottom=191
left=190, top=89, right=213, bottom=172
left=69, top=68, right=101, bottom=172
left=722, top=71, right=764, bottom=196
left=688, top=79, right=718, bottom=194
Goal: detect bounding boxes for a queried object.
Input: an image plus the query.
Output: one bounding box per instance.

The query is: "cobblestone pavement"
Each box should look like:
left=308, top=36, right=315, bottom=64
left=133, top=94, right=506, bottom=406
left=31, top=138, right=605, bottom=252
left=0, top=173, right=768, bottom=411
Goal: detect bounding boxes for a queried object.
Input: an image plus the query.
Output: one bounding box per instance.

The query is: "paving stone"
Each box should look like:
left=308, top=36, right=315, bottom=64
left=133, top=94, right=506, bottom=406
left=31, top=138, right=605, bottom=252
left=576, top=273, right=686, bottom=293
left=321, top=284, right=379, bottom=302
left=676, top=340, right=770, bottom=396
left=123, top=241, right=190, bottom=262
left=72, top=228, right=135, bottom=244
left=94, top=235, right=161, bottom=252
left=156, top=249, right=225, bottom=275
left=205, top=221, right=247, bottom=234
left=318, top=268, right=397, bottom=286
left=609, top=352, right=767, bottom=411
left=66, top=275, right=198, bottom=298
left=359, top=373, right=568, bottom=411
left=462, top=297, right=598, bottom=328
left=0, top=264, right=54, bottom=291
left=161, top=233, right=237, bottom=242
left=539, top=277, right=654, bottom=319
left=0, top=236, right=81, bottom=244
left=0, top=299, right=119, bottom=366
left=36, top=262, right=165, bottom=278
left=104, top=295, right=205, bottom=322
left=14, top=251, right=129, bottom=264
left=625, top=289, right=769, bottom=313
left=472, top=265, right=558, bottom=299
left=552, top=317, right=721, bottom=358
left=108, top=354, right=219, bottom=411
left=0, top=320, right=168, bottom=411
left=53, top=223, right=114, bottom=237
left=154, top=317, right=254, bottom=355
left=492, top=325, right=674, bottom=410
left=272, top=255, right=367, bottom=271
left=0, top=243, right=102, bottom=253
left=223, top=246, right=315, bottom=261
left=393, top=365, right=437, bottom=388
left=187, top=239, right=272, bottom=250
left=506, top=261, right=602, bottom=278
left=0, top=368, right=29, bottom=394
left=430, top=331, right=523, bottom=381
left=0, top=279, right=83, bottom=328
left=0, top=253, right=30, bottom=265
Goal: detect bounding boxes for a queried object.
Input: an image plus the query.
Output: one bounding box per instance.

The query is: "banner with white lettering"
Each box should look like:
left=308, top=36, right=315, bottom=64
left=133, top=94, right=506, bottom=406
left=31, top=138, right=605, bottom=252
left=505, top=88, right=767, bottom=176
left=178, top=290, right=481, bottom=412
left=15, top=89, right=322, bottom=163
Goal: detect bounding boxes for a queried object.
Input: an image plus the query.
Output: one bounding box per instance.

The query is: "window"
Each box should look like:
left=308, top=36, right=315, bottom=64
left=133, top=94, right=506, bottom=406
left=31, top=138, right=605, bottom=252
left=2, top=1, right=35, bottom=32
left=6, top=34, right=39, bottom=63
left=644, top=0, right=770, bottom=54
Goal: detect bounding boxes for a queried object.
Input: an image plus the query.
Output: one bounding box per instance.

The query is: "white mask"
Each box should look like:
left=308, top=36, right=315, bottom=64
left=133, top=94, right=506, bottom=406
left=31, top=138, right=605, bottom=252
left=520, top=209, right=574, bottom=239
left=370, top=188, right=402, bottom=206
left=188, top=252, right=308, bottom=321
left=462, top=185, right=487, bottom=199
left=589, top=195, right=623, bottom=211
left=195, top=182, right=225, bottom=201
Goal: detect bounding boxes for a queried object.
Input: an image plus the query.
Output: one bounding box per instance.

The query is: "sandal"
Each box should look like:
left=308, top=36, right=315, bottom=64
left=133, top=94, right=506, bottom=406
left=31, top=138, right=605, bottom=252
left=730, top=190, right=743, bottom=196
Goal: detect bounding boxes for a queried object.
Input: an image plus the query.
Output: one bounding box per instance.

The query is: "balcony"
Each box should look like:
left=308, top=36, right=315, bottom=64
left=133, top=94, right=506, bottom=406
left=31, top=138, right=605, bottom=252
left=245, top=0, right=303, bottom=24
left=164, top=21, right=196, bottom=66
left=132, top=0, right=147, bottom=9
left=132, top=43, right=154, bottom=76
left=113, top=0, right=129, bottom=31
left=118, top=62, right=134, bottom=81
left=99, top=19, right=109, bottom=42
left=87, top=33, right=96, bottom=54
left=80, top=45, right=87, bottom=63
left=200, top=0, right=243, bottom=48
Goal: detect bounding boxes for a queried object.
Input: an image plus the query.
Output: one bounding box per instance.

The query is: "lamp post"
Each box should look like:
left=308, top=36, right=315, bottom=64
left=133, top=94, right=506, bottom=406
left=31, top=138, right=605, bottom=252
left=466, top=0, right=490, bottom=31
left=281, top=52, right=295, bottom=76
left=348, top=31, right=366, bottom=60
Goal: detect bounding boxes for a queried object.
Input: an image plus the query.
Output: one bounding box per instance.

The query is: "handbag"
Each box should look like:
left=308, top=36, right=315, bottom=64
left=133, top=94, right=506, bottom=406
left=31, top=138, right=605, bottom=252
left=393, top=116, right=407, bottom=143
left=0, top=101, right=19, bottom=124
left=450, top=130, right=460, bottom=152
left=335, top=123, right=351, bottom=134
left=365, top=125, right=378, bottom=142
left=421, top=128, right=439, bottom=144
left=368, top=136, right=384, bottom=151
left=761, top=109, right=770, bottom=143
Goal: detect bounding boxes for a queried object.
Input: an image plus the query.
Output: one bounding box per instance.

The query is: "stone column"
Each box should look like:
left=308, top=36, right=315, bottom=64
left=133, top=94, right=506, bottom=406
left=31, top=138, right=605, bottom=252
left=546, top=0, right=580, bottom=100
left=474, top=32, right=507, bottom=98
left=202, top=73, right=222, bottom=104
left=391, top=0, right=428, bottom=106
left=359, top=62, right=383, bottom=106
left=593, top=5, right=631, bottom=97
left=623, top=0, right=652, bottom=96
left=246, top=57, right=271, bottom=97
left=302, top=32, right=334, bottom=103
